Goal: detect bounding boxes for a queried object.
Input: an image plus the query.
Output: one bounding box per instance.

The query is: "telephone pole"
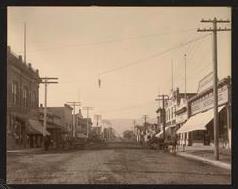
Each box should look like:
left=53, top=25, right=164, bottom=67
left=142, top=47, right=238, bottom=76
left=94, top=114, right=102, bottom=136
left=184, top=54, right=187, bottom=99
left=133, top=120, right=136, bottom=134
left=94, top=114, right=102, bottom=127
left=82, top=106, right=94, bottom=137
left=171, top=60, right=174, bottom=92
left=142, top=115, right=148, bottom=132
left=24, top=22, right=26, bottom=64
left=198, top=17, right=231, bottom=160
left=155, top=94, right=170, bottom=141
left=67, top=102, right=81, bottom=138
left=40, top=77, right=58, bottom=150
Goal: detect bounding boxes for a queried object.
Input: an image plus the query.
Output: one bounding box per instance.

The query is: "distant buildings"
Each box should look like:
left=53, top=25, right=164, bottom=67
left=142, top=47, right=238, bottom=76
left=155, top=88, right=196, bottom=140
left=75, top=109, right=92, bottom=137
left=103, top=127, right=116, bottom=141
left=134, top=123, right=157, bottom=144
left=47, top=104, right=73, bottom=138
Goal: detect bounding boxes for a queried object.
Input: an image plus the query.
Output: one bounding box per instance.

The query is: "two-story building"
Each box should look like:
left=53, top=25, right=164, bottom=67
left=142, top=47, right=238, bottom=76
left=7, top=46, right=41, bottom=149
left=177, top=75, right=231, bottom=150
left=156, top=88, right=196, bottom=140
left=47, top=104, right=73, bottom=139
left=75, top=109, right=92, bottom=137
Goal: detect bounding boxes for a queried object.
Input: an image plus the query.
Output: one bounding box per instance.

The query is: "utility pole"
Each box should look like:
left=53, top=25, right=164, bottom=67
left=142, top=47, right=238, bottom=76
left=67, top=102, right=81, bottom=138
left=143, top=115, right=147, bottom=126
left=24, top=22, right=26, bottom=64
left=82, top=106, right=94, bottom=137
left=94, top=114, right=102, bottom=136
left=94, top=114, right=102, bottom=127
left=155, top=94, right=170, bottom=141
left=40, top=77, right=58, bottom=150
left=142, top=115, right=148, bottom=133
left=184, top=54, right=187, bottom=99
left=133, top=120, right=136, bottom=134
left=198, top=17, right=231, bottom=160
left=171, top=60, right=174, bottom=92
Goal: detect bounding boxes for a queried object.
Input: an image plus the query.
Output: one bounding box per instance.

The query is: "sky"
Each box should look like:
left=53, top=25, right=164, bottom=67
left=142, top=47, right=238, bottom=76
left=8, top=7, right=231, bottom=123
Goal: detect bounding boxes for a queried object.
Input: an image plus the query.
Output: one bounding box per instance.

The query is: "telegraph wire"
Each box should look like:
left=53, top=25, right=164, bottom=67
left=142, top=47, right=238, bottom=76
left=99, top=33, right=210, bottom=77
left=16, top=27, right=197, bottom=54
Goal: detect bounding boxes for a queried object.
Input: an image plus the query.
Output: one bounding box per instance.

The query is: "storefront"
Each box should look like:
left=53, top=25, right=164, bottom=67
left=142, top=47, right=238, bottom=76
left=176, top=76, right=231, bottom=149
left=7, top=112, right=28, bottom=149
left=27, top=119, right=50, bottom=148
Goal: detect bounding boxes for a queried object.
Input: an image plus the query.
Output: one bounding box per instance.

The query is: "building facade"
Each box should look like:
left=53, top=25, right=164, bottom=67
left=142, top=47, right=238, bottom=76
left=75, top=109, right=92, bottom=137
left=156, top=88, right=196, bottom=140
left=48, top=104, right=73, bottom=138
left=177, top=76, right=231, bottom=150
left=38, top=106, right=64, bottom=148
left=103, top=127, right=115, bottom=142
left=7, top=46, right=41, bottom=150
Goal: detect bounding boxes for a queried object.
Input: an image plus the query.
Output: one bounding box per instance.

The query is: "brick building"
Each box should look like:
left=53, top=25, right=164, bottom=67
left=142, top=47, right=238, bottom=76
left=7, top=46, right=41, bottom=149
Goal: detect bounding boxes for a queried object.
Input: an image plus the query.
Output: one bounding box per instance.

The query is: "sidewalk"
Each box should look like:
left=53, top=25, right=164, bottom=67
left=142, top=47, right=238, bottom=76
left=174, top=145, right=231, bottom=170
left=7, top=148, right=44, bottom=154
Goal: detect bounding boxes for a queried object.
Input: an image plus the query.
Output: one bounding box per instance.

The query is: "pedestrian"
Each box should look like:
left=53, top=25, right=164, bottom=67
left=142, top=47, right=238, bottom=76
left=171, top=134, right=177, bottom=153
left=182, top=134, right=186, bottom=152
left=44, top=136, right=50, bottom=151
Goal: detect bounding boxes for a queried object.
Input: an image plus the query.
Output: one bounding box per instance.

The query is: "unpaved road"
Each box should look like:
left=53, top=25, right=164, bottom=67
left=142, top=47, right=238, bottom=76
left=7, top=147, right=231, bottom=184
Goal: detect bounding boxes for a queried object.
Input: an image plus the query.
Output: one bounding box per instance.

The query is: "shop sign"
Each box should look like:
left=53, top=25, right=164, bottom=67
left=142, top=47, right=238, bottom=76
left=197, top=72, right=213, bottom=93
left=191, top=84, right=228, bottom=115
left=176, top=112, right=188, bottom=124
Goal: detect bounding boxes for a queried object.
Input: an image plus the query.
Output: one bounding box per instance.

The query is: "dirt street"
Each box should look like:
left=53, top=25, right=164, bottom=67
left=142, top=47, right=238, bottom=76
left=7, top=146, right=231, bottom=184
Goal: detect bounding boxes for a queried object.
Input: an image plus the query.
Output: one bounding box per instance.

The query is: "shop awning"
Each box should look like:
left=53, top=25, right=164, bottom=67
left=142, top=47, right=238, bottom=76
left=76, top=133, right=88, bottom=138
left=11, top=112, right=28, bottom=120
left=27, top=119, right=50, bottom=135
left=177, top=106, right=225, bottom=134
left=155, top=125, right=175, bottom=138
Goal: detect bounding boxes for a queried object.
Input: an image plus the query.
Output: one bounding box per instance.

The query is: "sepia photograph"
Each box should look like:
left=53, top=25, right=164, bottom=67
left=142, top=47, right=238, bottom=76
left=5, top=6, right=231, bottom=185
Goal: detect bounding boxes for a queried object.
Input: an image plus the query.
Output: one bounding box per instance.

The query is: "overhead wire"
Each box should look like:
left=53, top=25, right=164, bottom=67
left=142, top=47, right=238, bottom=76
left=99, top=33, right=211, bottom=80
left=175, top=34, right=211, bottom=81
left=16, top=27, right=198, bottom=54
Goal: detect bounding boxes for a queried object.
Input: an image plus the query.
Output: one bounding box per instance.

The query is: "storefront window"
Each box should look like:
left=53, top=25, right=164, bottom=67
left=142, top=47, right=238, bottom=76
left=23, top=86, right=28, bottom=108
left=12, top=81, right=18, bottom=105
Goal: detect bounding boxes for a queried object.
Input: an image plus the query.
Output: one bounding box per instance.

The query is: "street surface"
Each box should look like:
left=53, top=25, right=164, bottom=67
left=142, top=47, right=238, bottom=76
left=7, top=142, right=231, bottom=184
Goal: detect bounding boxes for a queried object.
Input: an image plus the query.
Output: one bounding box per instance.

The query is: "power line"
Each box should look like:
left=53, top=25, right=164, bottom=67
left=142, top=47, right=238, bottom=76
left=66, top=101, right=81, bottom=137
left=16, top=27, right=197, bottom=54
left=82, top=106, right=94, bottom=137
left=99, top=34, right=210, bottom=77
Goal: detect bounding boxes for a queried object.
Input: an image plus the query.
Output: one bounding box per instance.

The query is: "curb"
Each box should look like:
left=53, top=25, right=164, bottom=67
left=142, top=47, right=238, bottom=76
left=176, top=152, right=231, bottom=170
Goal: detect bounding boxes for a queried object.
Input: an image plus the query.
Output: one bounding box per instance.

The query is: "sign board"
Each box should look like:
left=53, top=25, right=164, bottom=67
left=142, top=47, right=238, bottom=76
left=176, top=112, right=188, bottom=124
left=191, top=84, right=228, bottom=115
left=197, top=72, right=213, bottom=93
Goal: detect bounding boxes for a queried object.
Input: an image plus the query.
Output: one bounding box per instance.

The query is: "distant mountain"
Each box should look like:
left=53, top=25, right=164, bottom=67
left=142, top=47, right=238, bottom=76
left=108, top=118, right=157, bottom=136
